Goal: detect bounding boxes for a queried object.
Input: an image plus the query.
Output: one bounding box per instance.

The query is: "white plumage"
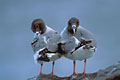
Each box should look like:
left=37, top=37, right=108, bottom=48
left=31, top=18, right=62, bottom=75
left=61, top=26, right=97, bottom=61
left=31, top=26, right=61, bottom=64
left=60, top=17, right=97, bottom=75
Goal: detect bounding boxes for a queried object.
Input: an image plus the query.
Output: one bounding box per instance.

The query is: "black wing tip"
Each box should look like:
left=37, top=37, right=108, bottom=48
left=37, top=55, right=50, bottom=62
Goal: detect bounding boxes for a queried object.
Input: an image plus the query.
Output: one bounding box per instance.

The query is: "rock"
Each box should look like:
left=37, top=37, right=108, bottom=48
left=28, top=61, right=120, bottom=80
left=94, top=61, right=120, bottom=80
left=28, top=73, right=97, bottom=80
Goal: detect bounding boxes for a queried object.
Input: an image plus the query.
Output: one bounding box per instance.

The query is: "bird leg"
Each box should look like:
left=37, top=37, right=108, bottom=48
left=69, top=60, right=77, bottom=77
left=73, top=60, right=77, bottom=75
left=40, top=63, right=43, bottom=75
left=82, top=59, right=87, bottom=74
left=48, top=61, right=55, bottom=75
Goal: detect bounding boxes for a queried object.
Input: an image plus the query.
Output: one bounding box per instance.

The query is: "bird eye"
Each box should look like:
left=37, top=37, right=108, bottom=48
left=35, top=24, right=39, bottom=28
left=76, top=21, right=79, bottom=25
left=69, top=22, right=71, bottom=25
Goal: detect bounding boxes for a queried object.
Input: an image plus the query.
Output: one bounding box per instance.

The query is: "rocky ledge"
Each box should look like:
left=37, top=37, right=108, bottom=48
left=28, top=61, right=120, bottom=80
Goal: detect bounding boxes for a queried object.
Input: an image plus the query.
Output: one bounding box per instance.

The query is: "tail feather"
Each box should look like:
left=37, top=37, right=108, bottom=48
left=57, top=43, right=65, bottom=55
left=33, top=53, right=41, bottom=64
left=37, top=54, right=50, bottom=62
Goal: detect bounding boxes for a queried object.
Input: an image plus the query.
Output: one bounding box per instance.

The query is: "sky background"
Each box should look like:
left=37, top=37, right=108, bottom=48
left=0, top=0, right=120, bottom=80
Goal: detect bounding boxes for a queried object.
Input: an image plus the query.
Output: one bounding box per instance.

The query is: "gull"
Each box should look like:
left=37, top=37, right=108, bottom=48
left=31, top=19, right=62, bottom=75
left=60, top=17, right=97, bottom=75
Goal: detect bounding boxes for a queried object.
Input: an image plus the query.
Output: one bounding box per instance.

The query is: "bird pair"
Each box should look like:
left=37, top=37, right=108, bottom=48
left=31, top=17, right=97, bottom=76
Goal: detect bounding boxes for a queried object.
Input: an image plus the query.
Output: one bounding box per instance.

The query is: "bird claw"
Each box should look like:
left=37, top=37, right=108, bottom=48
left=82, top=72, right=86, bottom=74
left=48, top=72, right=53, bottom=75
left=39, top=72, right=42, bottom=75
left=69, top=72, right=77, bottom=77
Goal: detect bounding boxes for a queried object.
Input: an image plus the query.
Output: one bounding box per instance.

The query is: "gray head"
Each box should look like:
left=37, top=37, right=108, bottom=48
left=31, top=19, right=46, bottom=34
left=67, top=17, right=79, bottom=35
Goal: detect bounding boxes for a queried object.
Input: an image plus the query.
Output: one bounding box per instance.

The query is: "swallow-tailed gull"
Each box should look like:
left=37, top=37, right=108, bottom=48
left=60, top=17, right=97, bottom=75
left=31, top=19, right=61, bottom=75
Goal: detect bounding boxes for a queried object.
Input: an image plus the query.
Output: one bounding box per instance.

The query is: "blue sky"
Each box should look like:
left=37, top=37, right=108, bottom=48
left=0, top=0, right=120, bottom=80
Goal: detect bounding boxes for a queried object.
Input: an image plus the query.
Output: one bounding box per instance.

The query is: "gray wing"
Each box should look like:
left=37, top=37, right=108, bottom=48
left=60, top=27, right=72, bottom=43
left=31, top=33, right=47, bottom=53
left=46, top=33, right=61, bottom=52
left=75, top=26, right=97, bottom=48
left=60, top=27, right=80, bottom=53
left=63, top=36, right=80, bottom=53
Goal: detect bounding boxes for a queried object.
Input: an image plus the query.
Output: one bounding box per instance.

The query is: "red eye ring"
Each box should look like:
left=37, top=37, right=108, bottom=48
left=69, top=22, right=71, bottom=25
left=35, top=24, right=39, bottom=28
left=76, top=21, right=79, bottom=24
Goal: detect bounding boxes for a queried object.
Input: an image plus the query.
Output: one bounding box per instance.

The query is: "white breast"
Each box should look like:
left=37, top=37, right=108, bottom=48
left=64, top=45, right=96, bottom=61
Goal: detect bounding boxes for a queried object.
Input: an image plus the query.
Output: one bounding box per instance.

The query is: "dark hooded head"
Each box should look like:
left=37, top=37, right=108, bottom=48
left=67, top=17, right=79, bottom=35
left=31, top=19, right=46, bottom=34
